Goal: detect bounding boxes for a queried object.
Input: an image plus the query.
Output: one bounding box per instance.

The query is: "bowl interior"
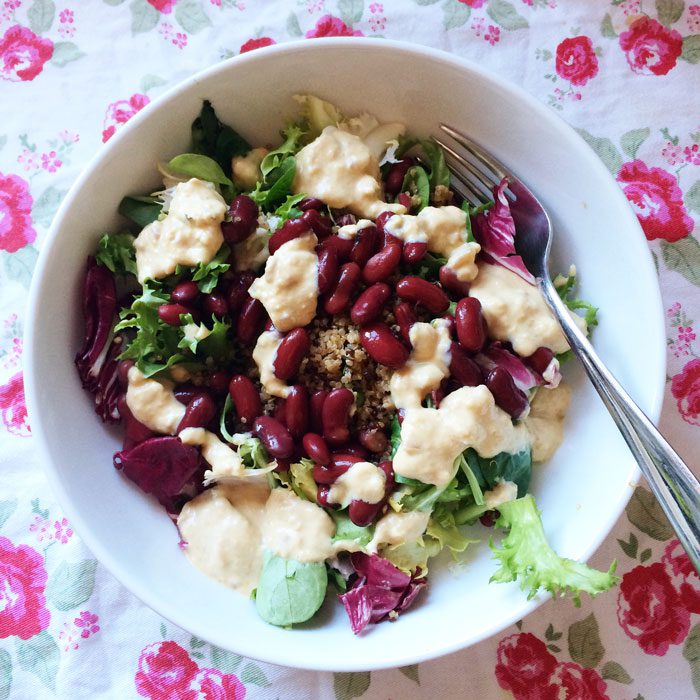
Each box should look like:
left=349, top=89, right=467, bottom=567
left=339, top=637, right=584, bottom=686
left=25, top=40, right=665, bottom=671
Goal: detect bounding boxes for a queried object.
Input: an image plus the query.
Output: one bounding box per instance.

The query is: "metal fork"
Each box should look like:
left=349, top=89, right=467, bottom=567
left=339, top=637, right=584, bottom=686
left=437, top=123, right=700, bottom=573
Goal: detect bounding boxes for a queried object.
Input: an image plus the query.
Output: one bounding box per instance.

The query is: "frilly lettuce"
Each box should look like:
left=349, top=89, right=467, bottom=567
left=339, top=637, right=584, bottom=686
left=289, top=458, right=317, bottom=502
left=490, top=495, right=617, bottom=605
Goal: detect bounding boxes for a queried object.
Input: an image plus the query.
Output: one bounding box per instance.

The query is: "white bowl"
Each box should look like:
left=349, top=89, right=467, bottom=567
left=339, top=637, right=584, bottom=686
left=25, top=39, right=665, bottom=671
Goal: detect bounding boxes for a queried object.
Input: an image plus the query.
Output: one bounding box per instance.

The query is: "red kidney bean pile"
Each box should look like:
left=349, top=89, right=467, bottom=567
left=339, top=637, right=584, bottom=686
left=107, top=161, right=541, bottom=527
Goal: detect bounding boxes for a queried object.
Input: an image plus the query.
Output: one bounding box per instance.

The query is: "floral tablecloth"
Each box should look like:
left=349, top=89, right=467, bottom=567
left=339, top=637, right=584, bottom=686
left=1, top=0, right=699, bottom=698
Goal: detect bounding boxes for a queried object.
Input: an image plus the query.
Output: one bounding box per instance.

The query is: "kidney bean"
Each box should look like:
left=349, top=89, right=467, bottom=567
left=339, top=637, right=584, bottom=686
left=379, top=460, right=395, bottom=493
left=228, top=374, right=263, bottom=425
left=362, top=241, right=402, bottom=285
left=158, top=303, right=191, bottom=326
left=310, top=390, right=328, bottom=434
left=177, top=393, right=217, bottom=432
left=301, top=209, right=333, bottom=239
left=273, top=398, right=287, bottom=426
left=253, top=416, right=294, bottom=459
left=350, top=282, right=391, bottom=326
left=480, top=510, right=498, bottom=528
left=317, top=245, right=339, bottom=295
left=314, top=451, right=362, bottom=484
left=397, top=193, right=412, bottom=210
left=324, top=262, right=361, bottom=316
left=343, top=442, right=369, bottom=459
left=486, top=367, right=529, bottom=419
left=439, top=265, right=471, bottom=298
left=226, top=272, right=256, bottom=315
left=455, top=297, right=487, bottom=352
left=171, top=280, right=199, bottom=305
left=396, top=276, right=450, bottom=315
left=222, top=195, right=259, bottom=245
left=117, top=396, right=153, bottom=450
left=322, top=235, right=354, bottom=264
left=350, top=225, right=379, bottom=267
left=285, top=385, right=309, bottom=439
left=273, top=328, right=310, bottom=380
left=374, top=211, right=395, bottom=238
left=394, top=302, right=417, bottom=345
left=322, top=388, right=355, bottom=446
left=236, top=297, right=267, bottom=346
left=302, top=433, right=331, bottom=466
left=203, top=292, right=228, bottom=318
left=525, top=347, right=555, bottom=376
left=358, top=427, right=388, bottom=454
left=316, top=485, right=332, bottom=507
left=268, top=217, right=310, bottom=255
left=117, top=359, right=134, bottom=389
left=275, top=459, right=291, bottom=473
left=384, top=160, right=413, bottom=196
left=348, top=500, right=383, bottom=527
left=299, top=197, right=324, bottom=211
left=206, top=371, right=230, bottom=396
left=174, top=386, right=200, bottom=405
left=449, top=342, right=484, bottom=387
left=403, top=241, right=427, bottom=264
left=360, top=322, right=410, bottom=369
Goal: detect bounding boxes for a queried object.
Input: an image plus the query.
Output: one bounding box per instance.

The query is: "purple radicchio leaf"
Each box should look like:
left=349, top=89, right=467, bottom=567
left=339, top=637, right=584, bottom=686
left=475, top=180, right=535, bottom=285
left=339, top=554, right=427, bottom=634
left=474, top=343, right=542, bottom=393
left=113, top=437, right=203, bottom=515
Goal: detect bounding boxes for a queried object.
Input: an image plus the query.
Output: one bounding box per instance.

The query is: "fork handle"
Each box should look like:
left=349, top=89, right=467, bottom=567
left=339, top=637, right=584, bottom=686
left=539, top=276, right=700, bottom=574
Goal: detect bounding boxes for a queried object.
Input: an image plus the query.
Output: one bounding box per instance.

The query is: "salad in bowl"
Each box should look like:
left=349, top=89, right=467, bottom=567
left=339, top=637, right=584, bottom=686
left=75, top=95, right=616, bottom=634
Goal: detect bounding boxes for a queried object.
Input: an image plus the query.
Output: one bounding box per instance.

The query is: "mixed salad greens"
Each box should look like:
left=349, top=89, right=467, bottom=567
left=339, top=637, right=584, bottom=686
left=76, top=95, right=616, bottom=634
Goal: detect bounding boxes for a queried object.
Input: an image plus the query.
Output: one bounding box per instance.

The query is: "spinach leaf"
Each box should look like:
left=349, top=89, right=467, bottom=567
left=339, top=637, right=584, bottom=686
left=118, top=195, right=162, bottom=228
left=95, top=232, right=137, bottom=276
left=255, top=550, right=327, bottom=626
left=390, top=414, right=401, bottom=458
left=420, top=140, right=450, bottom=189
left=413, top=252, right=447, bottom=280
left=251, top=156, right=297, bottom=210
left=168, top=153, right=234, bottom=188
left=401, top=165, right=430, bottom=211
left=458, top=453, right=485, bottom=506
left=464, top=447, right=532, bottom=498
left=191, top=100, right=250, bottom=175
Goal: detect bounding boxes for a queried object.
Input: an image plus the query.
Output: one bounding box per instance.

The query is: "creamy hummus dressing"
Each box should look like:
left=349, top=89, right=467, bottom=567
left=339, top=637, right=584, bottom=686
left=179, top=427, right=244, bottom=480
left=469, top=263, right=586, bottom=356
left=248, top=233, right=319, bottom=332
left=293, top=126, right=405, bottom=219
left=232, top=147, right=268, bottom=190
left=327, top=461, right=386, bottom=507
left=337, top=219, right=374, bottom=240
left=384, top=207, right=481, bottom=282
left=133, top=178, right=227, bottom=284
left=368, top=510, right=430, bottom=553
left=261, top=488, right=335, bottom=562
left=183, top=323, right=210, bottom=345
left=252, top=330, right=291, bottom=399
left=389, top=320, right=452, bottom=409
left=524, top=383, right=572, bottom=462
left=484, top=480, right=518, bottom=509
left=125, top=366, right=185, bottom=435
left=393, top=386, right=530, bottom=486
left=178, top=483, right=270, bottom=596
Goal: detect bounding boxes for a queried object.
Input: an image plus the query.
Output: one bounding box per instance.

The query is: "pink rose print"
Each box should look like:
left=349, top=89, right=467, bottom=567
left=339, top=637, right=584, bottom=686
left=555, top=36, right=599, bottom=86
left=671, top=359, right=700, bottom=427
left=135, top=641, right=200, bottom=700
left=0, top=25, right=53, bottom=82
left=239, top=37, right=275, bottom=53
left=617, top=562, right=690, bottom=655
left=0, top=535, right=51, bottom=640
left=0, top=173, right=36, bottom=253
left=147, top=0, right=177, bottom=13
left=616, top=160, right=693, bottom=242
left=190, top=668, right=246, bottom=700
left=495, top=633, right=558, bottom=699
left=663, top=539, right=700, bottom=613
left=0, top=371, right=30, bottom=436
left=548, top=662, right=610, bottom=700
left=53, top=517, right=73, bottom=544
left=459, top=0, right=488, bottom=7
left=619, top=17, right=683, bottom=76
left=305, top=14, right=364, bottom=38
left=74, top=610, right=100, bottom=638
left=102, top=93, right=151, bottom=143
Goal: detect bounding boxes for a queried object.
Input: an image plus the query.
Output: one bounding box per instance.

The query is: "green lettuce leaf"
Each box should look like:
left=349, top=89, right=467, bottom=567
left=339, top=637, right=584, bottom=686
left=390, top=414, right=401, bottom=458
left=189, top=245, right=231, bottom=293
left=426, top=514, right=478, bottom=556
left=254, top=550, right=327, bottom=626
left=250, top=156, right=296, bottom=211
left=401, top=165, right=430, bottom=211
left=168, top=153, right=233, bottom=187
left=490, top=495, right=618, bottom=605
left=331, top=511, right=373, bottom=547
left=237, top=436, right=269, bottom=469
left=260, top=124, right=305, bottom=180
left=95, top=232, right=137, bottom=276
left=273, top=193, right=307, bottom=227
left=289, top=458, right=317, bottom=502
left=554, top=268, right=599, bottom=329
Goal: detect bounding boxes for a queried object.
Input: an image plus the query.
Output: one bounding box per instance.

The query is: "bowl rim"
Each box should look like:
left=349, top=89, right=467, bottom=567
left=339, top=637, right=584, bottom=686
left=24, top=37, right=666, bottom=671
